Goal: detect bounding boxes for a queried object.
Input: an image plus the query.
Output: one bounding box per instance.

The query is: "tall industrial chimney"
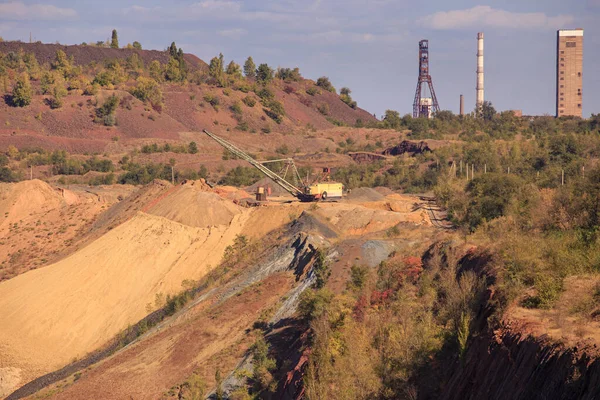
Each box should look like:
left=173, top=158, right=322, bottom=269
left=460, top=94, right=464, bottom=116
left=476, top=32, right=484, bottom=113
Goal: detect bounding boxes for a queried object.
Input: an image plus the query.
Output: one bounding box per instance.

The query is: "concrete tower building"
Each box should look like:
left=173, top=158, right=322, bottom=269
left=556, top=29, right=583, bottom=117
left=476, top=32, right=484, bottom=112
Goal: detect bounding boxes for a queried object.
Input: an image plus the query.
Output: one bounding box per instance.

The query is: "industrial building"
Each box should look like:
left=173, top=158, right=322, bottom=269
left=556, top=29, right=583, bottom=118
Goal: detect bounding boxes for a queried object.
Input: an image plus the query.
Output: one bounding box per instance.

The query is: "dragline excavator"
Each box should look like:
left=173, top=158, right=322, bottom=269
left=203, top=129, right=343, bottom=202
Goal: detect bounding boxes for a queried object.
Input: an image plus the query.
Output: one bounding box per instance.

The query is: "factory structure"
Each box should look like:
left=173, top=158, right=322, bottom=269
left=476, top=32, right=484, bottom=113
left=410, top=28, right=585, bottom=119
left=412, top=39, right=440, bottom=118
left=556, top=29, right=584, bottom=118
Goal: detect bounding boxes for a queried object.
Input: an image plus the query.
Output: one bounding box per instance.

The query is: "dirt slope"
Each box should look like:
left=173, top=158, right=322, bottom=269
left=0, top=180, right=135, bottom=280
left=0, top=209, right=250, bottom=388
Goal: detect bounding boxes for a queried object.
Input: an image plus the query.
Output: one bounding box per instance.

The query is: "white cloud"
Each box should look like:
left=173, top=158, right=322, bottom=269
left=418, top=6, right=574, bottom=30
left=0, top=2, right=77, bottom=21
left=218, top=28, right=248, bottom=39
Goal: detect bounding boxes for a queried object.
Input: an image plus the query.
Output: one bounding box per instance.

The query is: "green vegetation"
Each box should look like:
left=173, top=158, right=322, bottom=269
left=256, top=63, right=273, bottom=85
left=11, top=73, right=32, bottom=107
left=340, top=87, right=357, bottom=109
left=219, top=166, right=262, bottom=187
left=96, top=94, right=119, bottom=126
left=110, top=29, right=119, bottom=49
left=243, top=56, right=256, bottom=79
left=130, top=77, right=163, bottom=109
left=316, top=76, right=335, bottom=93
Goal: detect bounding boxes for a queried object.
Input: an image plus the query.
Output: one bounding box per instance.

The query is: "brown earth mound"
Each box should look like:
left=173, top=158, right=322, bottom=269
left=346, top=187, right=385, bottom=202
left=147, top=180, right=242, bottom=227
left=0, top=42, right=207, bottom=71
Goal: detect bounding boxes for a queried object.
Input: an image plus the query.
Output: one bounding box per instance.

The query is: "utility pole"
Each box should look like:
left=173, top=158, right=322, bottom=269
left=583, top=166, right=585, bottom=179
left=30, top=165, right=33, bottom=180
left=562, top=170, right=564, bottom=186
left=484, top=164, right=487, bottom=174
left=472, top=164, right=474, bottom=180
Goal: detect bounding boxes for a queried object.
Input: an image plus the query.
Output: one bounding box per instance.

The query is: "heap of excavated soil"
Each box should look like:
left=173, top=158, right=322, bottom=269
left=0, top=210, right=250, bottom=389
left=316, top=202, right=430, bottom=236
left=0, top=180, right=65, bottom=233
left=147, top=180, right=242, bottom=227
left=346, top=187, right=385, bottom=202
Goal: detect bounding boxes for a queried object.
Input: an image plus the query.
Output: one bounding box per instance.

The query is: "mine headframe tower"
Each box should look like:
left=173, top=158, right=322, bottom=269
left=412, top=39, right=440, bottom=118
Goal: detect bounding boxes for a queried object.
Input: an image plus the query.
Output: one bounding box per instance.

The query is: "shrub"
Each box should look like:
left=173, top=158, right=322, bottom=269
left=317, top=103, right=329, bottom=116
left=242, top=96, right=256, bottom=107
left=256, top=87, right=274, bottom=100
left=316, top=76, right=335, bottom=93
left=203, top=94, right=220, bottom=109
left=230, top=101, right=243, bottom=115
left=83, top=83, right=100, bottom=96
left=188, top=141, right=198, bottom=154
left=11, top=73, right=32, bottom=107
left=132, top=41, right=142, bottom=50
left=48, top=84, right=67, bottom=109
left=306, top=87, right=319, bottom=96
left=276, top=144, right=289, bottom=155
left=130, top=77, right=163, bottom=108
left=276, top=67, right=301, bottom=82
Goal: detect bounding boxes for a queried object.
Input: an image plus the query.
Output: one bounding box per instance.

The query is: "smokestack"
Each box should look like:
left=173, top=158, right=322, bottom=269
left=476, top=32, right=484, bottom=112
left=460, top=94, right=464, bottom=116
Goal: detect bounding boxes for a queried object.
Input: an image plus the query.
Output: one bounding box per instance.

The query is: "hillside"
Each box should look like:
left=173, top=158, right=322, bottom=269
left=0, top=41, right=377, bottom=154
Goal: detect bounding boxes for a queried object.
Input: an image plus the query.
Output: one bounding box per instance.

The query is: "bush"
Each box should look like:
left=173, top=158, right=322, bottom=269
left=11, top=73, right=32, bottom=107
left=317, top=103, right=329, bottom=116
left=188, top=141, right=198, bottom=154
left=306, top=87, right=319, bottom=96
left=203, top=94, right=220, bottom=109
left=132, top=41, right=142, bottom=50
left=242, top=96, right=256, bottom=107
left=230, top=101, right=243, bottom=115
left=130, top=77, right=163, bottom=108
left=316, top=76, right=335, bottom=93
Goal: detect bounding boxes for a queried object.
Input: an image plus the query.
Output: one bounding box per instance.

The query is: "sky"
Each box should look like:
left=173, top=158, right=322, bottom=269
left=0, top=0, right=598, bottom=118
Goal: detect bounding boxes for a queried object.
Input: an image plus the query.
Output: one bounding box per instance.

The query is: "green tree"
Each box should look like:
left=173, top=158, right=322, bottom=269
left=169, top=42, right=178, bottom=58
left=226, top=60, right=242, bottom=78
left=208, top=54, right=223, bottom=82
left=480, top=100, right=496, bottom=121
left=256, top=63, right=273, bottom=84
left=132, top=41, right=142, bottom=50
left=111, top=29, right=119, bottom=48
left=164, top=58, right=182, bottom=82
left=188, top=141, right=198, bottom=154
left=243, top=56, right=256, bottom=79
left=49, top=83, right=67, bottom=109
left=130, top=77, right=163, bottom=107
left=383, top=110, right=402, bottom=129
left=11, top=73, right=32, bottom=107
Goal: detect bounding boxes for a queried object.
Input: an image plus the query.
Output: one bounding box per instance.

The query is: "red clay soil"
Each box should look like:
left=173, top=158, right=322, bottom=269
left=42, top=273, right=292, bottom=400
left=0, top=42, right=208, bottom=71
left=0, top=42, right=380, bottom=154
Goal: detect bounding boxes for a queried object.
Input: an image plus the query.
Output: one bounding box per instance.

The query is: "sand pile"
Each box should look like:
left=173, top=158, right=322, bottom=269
left=0, top=180, right=65, bottom=233
left=0, top=210, right=250, bottom=388
left=214, top=185, right=252, bottom=202
left=316, top=202, right=430, bottom=236
left=147, top=181, right=242, bottom=227
left=346, top=187, right=385, bottom=202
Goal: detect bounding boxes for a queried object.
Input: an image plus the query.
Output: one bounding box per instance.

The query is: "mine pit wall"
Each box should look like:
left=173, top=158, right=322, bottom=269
left=441, top=328, right=600, bottom=400
left=438, top=246, right=600, bottom=400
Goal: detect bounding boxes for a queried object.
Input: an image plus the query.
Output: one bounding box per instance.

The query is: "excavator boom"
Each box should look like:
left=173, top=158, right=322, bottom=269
left=202, top=130, right=310, bottom=200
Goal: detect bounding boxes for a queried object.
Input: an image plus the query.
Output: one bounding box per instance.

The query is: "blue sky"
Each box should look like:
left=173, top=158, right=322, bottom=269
left=0, top=0, right=598, bottom=118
